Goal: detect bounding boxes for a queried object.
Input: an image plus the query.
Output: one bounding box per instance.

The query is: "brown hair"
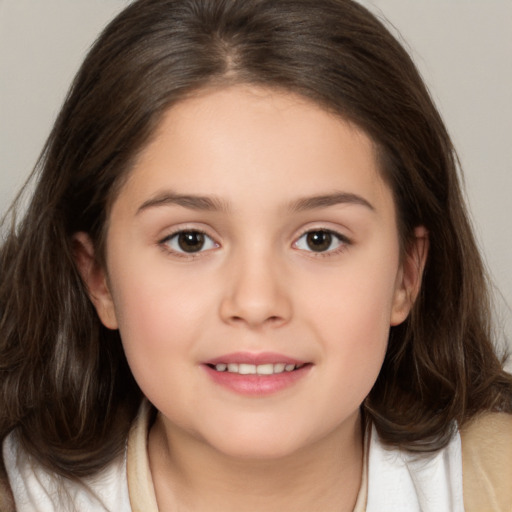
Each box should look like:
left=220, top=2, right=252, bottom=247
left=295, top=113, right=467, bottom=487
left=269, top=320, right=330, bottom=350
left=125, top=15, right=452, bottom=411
left=1, top=0, right=511, bottom=478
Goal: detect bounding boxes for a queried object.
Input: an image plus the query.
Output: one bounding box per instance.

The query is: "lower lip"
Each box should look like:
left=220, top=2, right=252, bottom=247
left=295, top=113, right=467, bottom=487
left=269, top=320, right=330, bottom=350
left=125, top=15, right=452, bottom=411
left=203, top=364, right=311, bottom=396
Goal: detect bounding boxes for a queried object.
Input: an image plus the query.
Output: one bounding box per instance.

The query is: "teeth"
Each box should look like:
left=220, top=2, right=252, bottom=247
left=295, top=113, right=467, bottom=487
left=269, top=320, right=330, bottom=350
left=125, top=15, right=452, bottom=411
left=239, top=363, right=255, bottom=375
left=256, top=364, right=274, bottom=375
left=213, top=363, right=301, bottom=375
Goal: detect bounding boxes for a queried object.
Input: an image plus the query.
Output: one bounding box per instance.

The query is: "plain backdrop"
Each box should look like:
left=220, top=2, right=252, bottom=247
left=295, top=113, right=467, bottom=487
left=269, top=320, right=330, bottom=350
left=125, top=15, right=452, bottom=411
left=1, top=0, right=511, bottom=354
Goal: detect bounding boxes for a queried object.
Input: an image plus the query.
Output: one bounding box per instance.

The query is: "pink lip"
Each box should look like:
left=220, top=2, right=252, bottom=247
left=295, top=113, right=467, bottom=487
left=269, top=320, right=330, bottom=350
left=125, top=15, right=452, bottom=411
left=202, top=352, right=312, bottom=396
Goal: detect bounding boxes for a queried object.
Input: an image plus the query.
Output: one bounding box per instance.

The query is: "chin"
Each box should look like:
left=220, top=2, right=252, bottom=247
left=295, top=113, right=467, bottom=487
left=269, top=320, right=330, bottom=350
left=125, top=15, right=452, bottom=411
left=203, top=426, right=308, bottom=461
left=216, top=440, right=303, bottom=462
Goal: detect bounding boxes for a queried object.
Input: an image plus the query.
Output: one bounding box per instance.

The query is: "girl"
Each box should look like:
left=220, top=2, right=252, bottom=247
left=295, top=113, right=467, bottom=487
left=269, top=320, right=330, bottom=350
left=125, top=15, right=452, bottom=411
left=1, top=0, right=511, bottom=510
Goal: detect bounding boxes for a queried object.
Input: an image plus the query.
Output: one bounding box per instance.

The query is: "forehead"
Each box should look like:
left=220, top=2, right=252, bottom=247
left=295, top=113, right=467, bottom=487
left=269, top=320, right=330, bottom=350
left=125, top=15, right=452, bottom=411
left=114, top=85, right=394, bottom=217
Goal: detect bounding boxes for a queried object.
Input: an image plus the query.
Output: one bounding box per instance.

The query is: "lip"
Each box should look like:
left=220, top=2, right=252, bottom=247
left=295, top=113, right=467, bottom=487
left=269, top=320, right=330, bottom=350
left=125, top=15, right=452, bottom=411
left=202, top=352, right=312, bottom=396
left=204, top=351, right=306, bottom=366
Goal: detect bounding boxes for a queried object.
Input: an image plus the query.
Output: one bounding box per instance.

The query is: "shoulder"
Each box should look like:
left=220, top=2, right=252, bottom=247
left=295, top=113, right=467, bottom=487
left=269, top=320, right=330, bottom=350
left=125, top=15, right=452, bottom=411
left=366, top=423, right=465, bottom=511
left=2, top=430, right=131, bottom=512
left=460, top=412, right=512, bottom=512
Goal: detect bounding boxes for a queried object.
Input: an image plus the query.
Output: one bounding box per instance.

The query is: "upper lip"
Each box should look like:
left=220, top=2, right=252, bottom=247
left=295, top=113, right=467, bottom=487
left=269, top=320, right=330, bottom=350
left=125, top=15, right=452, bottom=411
left=204, top=352, right=307, bottom=366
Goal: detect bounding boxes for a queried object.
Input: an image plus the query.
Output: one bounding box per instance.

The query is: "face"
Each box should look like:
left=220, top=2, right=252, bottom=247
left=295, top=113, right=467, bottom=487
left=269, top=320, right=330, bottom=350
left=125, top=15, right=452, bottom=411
left=78, top=85, right=424, bottom=460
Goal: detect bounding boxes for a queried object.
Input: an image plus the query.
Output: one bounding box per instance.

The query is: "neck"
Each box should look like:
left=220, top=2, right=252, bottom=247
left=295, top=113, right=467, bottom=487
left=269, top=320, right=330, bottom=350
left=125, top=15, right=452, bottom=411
left=148, top=412, right=364, bottom=512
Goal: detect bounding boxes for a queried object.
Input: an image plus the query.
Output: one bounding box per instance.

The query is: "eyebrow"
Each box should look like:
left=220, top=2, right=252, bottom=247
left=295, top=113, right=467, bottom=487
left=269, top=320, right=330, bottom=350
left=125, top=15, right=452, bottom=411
left=136, top=190, right=375, bottom=215
left=288, top=192, right=375, bottom=212
left=137, top=191, right=230, bottom=214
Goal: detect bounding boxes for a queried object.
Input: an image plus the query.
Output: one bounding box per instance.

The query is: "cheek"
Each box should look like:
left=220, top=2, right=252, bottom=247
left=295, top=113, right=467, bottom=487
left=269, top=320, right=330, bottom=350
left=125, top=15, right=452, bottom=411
left=306, top=246, right=400, bottom=331
left=325, top=288, right=390, bottom=392
left=108, top=266, right=215, bottom=393
left=302, top=248, right=400, bottom=387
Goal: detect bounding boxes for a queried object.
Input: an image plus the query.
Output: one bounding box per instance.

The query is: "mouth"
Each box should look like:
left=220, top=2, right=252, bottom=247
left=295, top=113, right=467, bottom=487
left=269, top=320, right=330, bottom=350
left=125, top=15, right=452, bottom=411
left=207, top=362, right=307, bottom=375
left=202, top=353, right=312, bottom=396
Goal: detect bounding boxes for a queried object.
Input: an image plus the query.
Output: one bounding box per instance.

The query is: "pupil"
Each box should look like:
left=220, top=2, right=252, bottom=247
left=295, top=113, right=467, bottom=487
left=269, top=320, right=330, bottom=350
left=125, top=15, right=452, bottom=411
left=306, top=231, right=332, bottom=252
left=178, top=232, right=205, bottom=253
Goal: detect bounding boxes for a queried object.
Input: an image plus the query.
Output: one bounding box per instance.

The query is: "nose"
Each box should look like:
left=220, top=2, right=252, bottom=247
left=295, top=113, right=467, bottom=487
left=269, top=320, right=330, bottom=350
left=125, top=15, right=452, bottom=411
left=219, top=250, right=293, bottom=329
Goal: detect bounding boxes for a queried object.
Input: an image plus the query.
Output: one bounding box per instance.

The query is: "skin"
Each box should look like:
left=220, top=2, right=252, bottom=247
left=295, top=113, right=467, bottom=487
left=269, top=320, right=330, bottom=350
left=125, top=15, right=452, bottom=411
left=75, top=85, right=427, bottom=511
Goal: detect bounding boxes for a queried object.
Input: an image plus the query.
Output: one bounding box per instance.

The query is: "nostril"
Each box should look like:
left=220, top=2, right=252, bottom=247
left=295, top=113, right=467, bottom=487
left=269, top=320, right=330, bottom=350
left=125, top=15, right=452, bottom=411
left=219, top=292, right=292, bottom=328
left=227, top=313, right=285, bottom=327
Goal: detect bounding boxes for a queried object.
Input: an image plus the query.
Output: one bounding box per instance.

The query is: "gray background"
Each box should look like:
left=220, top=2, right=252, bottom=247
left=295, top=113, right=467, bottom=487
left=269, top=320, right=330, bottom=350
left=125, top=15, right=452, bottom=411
left=1, top=0, right=511, bottom=356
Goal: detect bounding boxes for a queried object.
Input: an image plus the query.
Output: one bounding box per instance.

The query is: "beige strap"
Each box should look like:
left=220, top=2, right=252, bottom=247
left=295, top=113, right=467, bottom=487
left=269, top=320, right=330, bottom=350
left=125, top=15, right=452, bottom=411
left=126, top=400, right=160, bottom=512
left=461, top=412, right=512, bottom=512
left=352, top=424, right=370, bottom=512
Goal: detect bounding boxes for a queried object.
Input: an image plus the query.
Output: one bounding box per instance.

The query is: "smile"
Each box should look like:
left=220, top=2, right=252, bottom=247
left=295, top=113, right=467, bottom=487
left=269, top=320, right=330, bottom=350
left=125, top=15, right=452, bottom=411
left=210, top=363, right=305, bottom=375
left=203, top=353, right=312, bottom=396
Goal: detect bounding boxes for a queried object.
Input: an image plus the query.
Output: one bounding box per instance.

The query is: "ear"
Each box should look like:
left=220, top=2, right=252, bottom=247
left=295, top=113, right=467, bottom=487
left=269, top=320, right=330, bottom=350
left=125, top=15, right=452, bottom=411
left=72, top=232, right=118, bottom=330
left=390, top=226, right=429, bottom=326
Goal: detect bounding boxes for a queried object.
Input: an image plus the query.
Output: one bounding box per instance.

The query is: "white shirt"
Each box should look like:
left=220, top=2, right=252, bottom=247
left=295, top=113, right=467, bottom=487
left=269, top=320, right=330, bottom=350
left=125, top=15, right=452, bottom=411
left=366, top=424, right=464, bottom=512
left=3, top=403, right=464, bottom=512
left=3, top=430, right=131, bottom=512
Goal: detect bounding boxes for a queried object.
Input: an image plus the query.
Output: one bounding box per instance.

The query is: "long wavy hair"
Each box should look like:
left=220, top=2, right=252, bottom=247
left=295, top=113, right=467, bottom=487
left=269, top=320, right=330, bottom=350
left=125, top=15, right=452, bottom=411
left=1, top=0, right=511, bottom=478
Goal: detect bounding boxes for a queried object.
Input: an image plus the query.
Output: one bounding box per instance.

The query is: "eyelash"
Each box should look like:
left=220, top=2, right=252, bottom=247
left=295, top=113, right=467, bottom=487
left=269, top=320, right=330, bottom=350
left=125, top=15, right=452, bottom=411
left=293, top=228, right=351, bottom=257
left=158, top=228, right=351, bottom=259
left=159, top=229, right=218, bottom=259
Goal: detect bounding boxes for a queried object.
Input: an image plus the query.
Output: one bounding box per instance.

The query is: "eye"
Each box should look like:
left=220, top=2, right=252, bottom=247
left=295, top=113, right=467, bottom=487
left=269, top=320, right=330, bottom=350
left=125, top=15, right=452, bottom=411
left=294, top=229, right=348, bottom=253
left=162, top=230, right=218, bottom=254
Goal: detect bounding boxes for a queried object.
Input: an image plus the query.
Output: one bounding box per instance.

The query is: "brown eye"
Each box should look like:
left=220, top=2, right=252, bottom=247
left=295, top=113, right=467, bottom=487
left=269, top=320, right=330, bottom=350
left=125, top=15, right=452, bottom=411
left=306, top=231, right=333, bottom=252
left=163, top=230, right=217, bottom=254
left=178, top=231, right=205, bottom=252
left=295, top=229, right=347, bottom=254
